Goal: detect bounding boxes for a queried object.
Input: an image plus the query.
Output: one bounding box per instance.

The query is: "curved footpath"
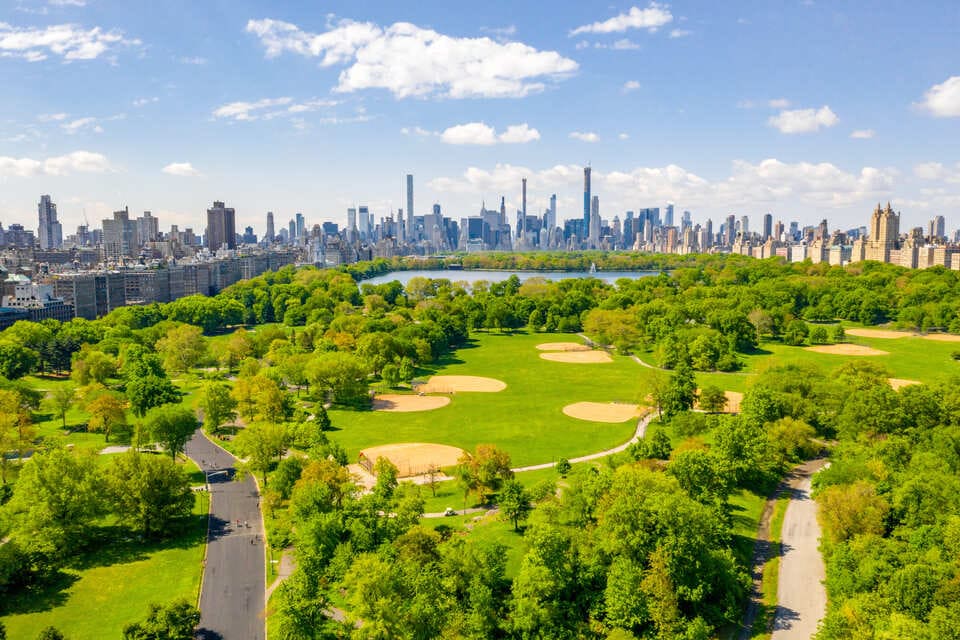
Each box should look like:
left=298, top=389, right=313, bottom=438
left=185, top=429, right=265, bottom=640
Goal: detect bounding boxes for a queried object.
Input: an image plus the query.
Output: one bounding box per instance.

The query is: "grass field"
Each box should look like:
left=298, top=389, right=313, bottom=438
left=329, top=331, right=643, bottom=467
left=1, top=493, right=208, bottom=640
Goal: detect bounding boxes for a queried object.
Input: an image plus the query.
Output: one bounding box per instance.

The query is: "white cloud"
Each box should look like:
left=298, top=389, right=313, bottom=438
left=608, top=39, right=640, bottom=50
left=914, top=162, right=960, bottom=183
left=619, top=132, right=630, bottom=140
left=917, top=76, right=960, bottom=118
left=768, top=98, right=791, bottom=108
left=669, top=29, right=691, bottom=38
left=161, top=162, right=202, bottom=177
left=62, top=117, right=102, bottom=134
left=850, top=129, right=875, bottom=139
left=400, top=126, right=434, bottom=137
left=132, top=96, right=158, bottom=107
left=737, top=99, right=756, bottom=109
left=37, top=112, right=68, bottom=121
left=178, top=55, right=207, bottom=65
left=49, top=0, right=86, bottom=6
left=498, top=123, right=540, bottom=143
left=571, top=3, right=673, bottom=35
left=211, top=97, right=340, bottom=122
left=768, top=105, right=839, bottom=133
left=622, top=80, right=641, bottom=92
left=0, top=22, right=139, bottom=62
left=213, top=97, right=292, bottom=120
left=246, top=18, right=578, bottom=99
left=429, top=158, right=897, bottom=214
left=439, top=122, right=540, bottom=145
left=570, top=131, right=599, bottom=142
left=0, top=150, right=111, bottom=177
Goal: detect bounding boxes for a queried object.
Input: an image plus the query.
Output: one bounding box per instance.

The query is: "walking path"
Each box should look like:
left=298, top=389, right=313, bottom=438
left=772, top=461, right=828, bottom=639
left=739, top=459, right=828, bottom=640
left=184, top=429, right=265, bottom=640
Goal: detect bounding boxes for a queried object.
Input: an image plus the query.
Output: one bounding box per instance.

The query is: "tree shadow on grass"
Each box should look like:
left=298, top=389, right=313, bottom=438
left=0, top=568, right=79, bottom=615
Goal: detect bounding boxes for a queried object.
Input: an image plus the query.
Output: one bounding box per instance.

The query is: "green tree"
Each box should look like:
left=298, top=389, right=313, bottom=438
left=783, top=319, right=809, bottom=346
left=144, top=405, right=198, bottom=459
left=314, top=404, right=331, bottom=432
left=70, top=347, right=117, bottom=385
left=155, top=324, right=208, bottom=374
left=830, top=324, right=847, bottom=343
left=107, top=452, right=194, bottom=537
left=698, top=385, right=728, bottom=413
left=662, top=360, right=697, bottom=418
left=35, top=628, right=66, bottom=640
left=46, top=383, right=76, bottom=429
left=4, top=448, right=105, bottom=551
left=122, top=599, right=200, bottom=640
left=86, top=392, right=129, bottom=442
left=0, top=342, right=39, bottom=379
left=0, top=389, right=36, bottom=485
left=498, top=479, right=532, bottom=531
left=456, top=445, right=513, bottom=504
left=127, top=374, right=180, bottom=418
left=197, top=381, right=237, bottom=433
left=809, top=325, right=829, bottom=345
left=234, top=421, right=289, bottom=485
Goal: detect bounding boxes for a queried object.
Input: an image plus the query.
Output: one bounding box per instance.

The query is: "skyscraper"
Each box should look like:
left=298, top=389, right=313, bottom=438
left=288, top=220, right=296, bottom=243
left=265, top=212, right=275, bottom=241
left=347, top=207, right=357, bottom=232
left=358, top=206, right=369, bottom=238
left=37, top=195, right=63, bottom=250
left=295, top=212, right=305, bottom=239
left=137, top=211, right=159, bottom=244
left=665, top=203, right=674, bottom=227
left=583, top=166, right=592, bottom=237
left=520, top=178, right=527, bottom=240
left=590, top=195, right=600, bottom=246
left=740, top=215, right=750, bottom=237
left=763, top=213, right=773, bottom=241
left=206, top=201, right=236, bottom=251
left=548, top=194, right=557, bottom=231
left=406, top=174, right=414, bottom=242
left=929, top=215, right=946, bottom=241
left=102, top=206, right=138, bottom=260
left=726, top=214, right=736, bottom=245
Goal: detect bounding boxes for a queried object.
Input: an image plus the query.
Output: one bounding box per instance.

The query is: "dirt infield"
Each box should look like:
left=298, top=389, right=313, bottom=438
left=536, top=342, right=591, bottom=352
left=562, top=402, right=644, bottom=423
left=372, top=394, right=451, bottom=412
left=888, top=378, right=921, bottom=390
left=540, top=350, right=613, bottom=363
left=845, top=328, right=916, bottom=339
left=921, top=333, right=960, bottom=342
left=417, top=375, right=506, bottom=393
left=695, top=390, right=743, bottom=413
left=804, top=344, right=889, bottom=356
left=358, top=442, right=467, bottom=478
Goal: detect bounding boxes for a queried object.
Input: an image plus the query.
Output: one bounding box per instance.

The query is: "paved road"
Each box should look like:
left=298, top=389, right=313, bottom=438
left=772, top=461, right=828, bottom=640
left=185, top=429, right=265, bottom=640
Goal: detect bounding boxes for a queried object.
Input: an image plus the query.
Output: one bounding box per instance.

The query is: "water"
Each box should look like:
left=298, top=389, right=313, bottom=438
left=362, top=269, right=661, bottom=286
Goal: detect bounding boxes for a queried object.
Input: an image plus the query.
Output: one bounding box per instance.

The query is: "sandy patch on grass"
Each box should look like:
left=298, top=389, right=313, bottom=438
left=417, top=375, right=506, bottom=393
left=563, top=401, right=644, bottom=423
left=359, top=442, right=466, bottom=478
left=540, top=350, right=613, bottom=363
left=804, top=344, right=889, bottom=356
left=845, top=328, right=917, bottom=339
left=921, top=333, right=960, bottom=343
left=536, top=342, right=590, bottom=352
left=373, top=394, right=451, bottom=412
left=694, top=390, right=743, bottom=413
left=888, top=378, right=921, bottom=390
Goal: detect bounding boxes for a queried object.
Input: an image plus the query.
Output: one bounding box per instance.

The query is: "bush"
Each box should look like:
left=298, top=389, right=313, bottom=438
left=556, top=458, right=572, bottom=477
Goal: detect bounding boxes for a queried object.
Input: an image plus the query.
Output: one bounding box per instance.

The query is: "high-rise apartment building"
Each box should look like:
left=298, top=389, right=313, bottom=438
left=520, top=178, right=527, bottom=239
left=206, top=201, right=236, bottom=251
left=590, top=195, right=600, bottom=246
left=137, top=211, right=159, bottom=244
left=38, top=195, right=63, bottom=250
left=665, top=203, right=674, bottom=227
left=265, top=212, right=275, bottom=242
left=347, top=207, right=357, bottom=232
left=548, top=194, right=557, bottom=232
left=295, top=213, right=305, bottom=240
left=583, top=166, right=592, bottom=237
left=102, top=207, right=138, bottom=260
left=929, top=215, right=946, bottom=242
left=726, top=214, right=737, bottom=245
left=763, top=213, right=773, bottom=240
left=740, top=215, right=750, bottom=237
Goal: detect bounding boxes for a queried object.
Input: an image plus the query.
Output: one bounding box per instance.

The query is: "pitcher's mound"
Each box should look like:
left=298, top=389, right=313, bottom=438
left=540, top=351, right=613, bottom=363
left=359, top=442, right=466, bottom=478
left=563, top=401, right=643, bottom=423
left=804, top=344, right=889, bottom=356
left=418, top=375, right=506, bottom=393
left=888, top=378, right=921, bottom=390
left=373, top=394, right=451, bottom=412
left=537, top=342, right=590, bottom=351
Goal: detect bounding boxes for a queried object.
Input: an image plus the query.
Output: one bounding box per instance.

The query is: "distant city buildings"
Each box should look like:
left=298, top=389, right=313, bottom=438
left=37, top=195, right=62, bottom=250
left=206, top=201, right=237, bottom=252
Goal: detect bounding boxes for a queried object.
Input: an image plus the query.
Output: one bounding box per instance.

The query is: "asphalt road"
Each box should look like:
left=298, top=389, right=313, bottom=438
left=772, top=461, right=828, bottom=640
left=185, top=429, right=265, bottom=640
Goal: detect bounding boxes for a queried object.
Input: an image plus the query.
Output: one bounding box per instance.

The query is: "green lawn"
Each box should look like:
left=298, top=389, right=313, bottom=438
left=1, top=494, right=209, bottom=640
left=328, top=331, right=644, bottom=467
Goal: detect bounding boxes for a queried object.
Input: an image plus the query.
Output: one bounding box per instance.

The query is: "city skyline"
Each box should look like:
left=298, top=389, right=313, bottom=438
left=0, top=1, right=958, bottom=232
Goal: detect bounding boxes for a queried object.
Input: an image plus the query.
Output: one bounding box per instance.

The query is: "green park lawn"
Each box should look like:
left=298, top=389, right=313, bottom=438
left=1, top=494, right=209, bottom=640
left=328, top=331, right=643, bottom=467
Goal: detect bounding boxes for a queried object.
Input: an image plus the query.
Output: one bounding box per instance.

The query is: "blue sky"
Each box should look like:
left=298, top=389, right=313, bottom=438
left=1, top=0, right=958, bottom=236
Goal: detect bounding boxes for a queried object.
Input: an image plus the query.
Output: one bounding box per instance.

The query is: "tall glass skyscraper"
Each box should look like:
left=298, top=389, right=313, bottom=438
left=583, top=166, right=591, bottom=237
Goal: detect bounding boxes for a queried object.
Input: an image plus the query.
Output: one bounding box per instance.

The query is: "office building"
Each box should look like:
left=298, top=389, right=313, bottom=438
left=295, top=213, right=305, bottom=240
left=763, top=213, right=773, bottom=241
left=206, top=201, right=236, bottom=251
left=38, top=195, right=63, bottom=250
left=265, top=212, right=275, bottom=242
left=406, top=174, right=415, bottom=242
left=102, top=207, right=138, bottom=261
left=137, top=211, right=159, bottom=244
left=583, top=166, right=592, bottom=237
